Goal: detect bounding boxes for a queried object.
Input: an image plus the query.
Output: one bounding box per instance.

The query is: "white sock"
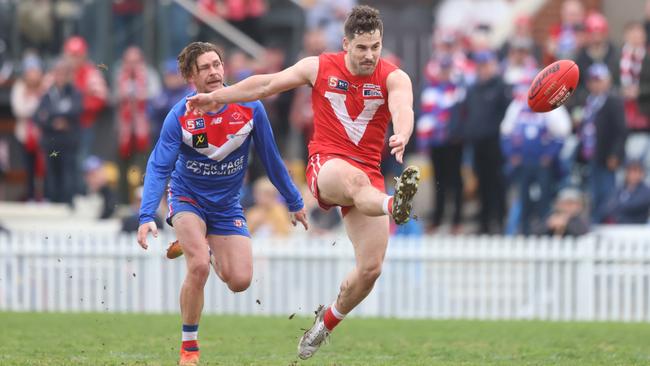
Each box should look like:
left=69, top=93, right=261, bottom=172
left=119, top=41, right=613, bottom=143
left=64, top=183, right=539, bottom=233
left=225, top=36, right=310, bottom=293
left=182, top=324, right=198, bottom=341
left=382, top=196, right=392, bottom=216
left=330, top=302, right=346, bottom=320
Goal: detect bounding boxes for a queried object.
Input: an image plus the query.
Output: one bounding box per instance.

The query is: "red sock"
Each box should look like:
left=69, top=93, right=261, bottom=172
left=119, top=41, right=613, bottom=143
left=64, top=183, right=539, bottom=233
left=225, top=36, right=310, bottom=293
left=323, top=306, right=343, bottom=331
left=182, top=340, right=199, bottom=352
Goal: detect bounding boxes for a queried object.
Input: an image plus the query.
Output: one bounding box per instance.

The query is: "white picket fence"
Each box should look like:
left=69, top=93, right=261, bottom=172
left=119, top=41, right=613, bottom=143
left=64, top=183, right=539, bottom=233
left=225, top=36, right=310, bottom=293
left=1, top=230, right=650, bottom=321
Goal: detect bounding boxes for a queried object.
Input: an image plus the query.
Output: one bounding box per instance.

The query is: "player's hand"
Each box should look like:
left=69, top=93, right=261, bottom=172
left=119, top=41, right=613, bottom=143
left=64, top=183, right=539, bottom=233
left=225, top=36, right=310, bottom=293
left=389, top=133, right=409, bottom=164
left=290, top=208, right=309, bottom=231
left=186, top=92, right=220, bottom=115
left=136, top=221, right=159, bottom=250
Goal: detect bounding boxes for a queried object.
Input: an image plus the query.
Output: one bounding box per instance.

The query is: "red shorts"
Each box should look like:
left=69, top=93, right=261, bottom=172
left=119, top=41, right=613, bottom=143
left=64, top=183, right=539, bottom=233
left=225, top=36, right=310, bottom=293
left=305, top=153, right=385, bottom=216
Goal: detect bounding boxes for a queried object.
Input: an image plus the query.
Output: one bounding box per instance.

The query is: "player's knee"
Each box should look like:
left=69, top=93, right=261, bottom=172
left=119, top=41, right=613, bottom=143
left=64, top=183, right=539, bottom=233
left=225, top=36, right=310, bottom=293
left=221, top=268, right=252, bottom=292
left=187, top=261, right=210, bottom=284
left=227, top=275, right=252, bottom=293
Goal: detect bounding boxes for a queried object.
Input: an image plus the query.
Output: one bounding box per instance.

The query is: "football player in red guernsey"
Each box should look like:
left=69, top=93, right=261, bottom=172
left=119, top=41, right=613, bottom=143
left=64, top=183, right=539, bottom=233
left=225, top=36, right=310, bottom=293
left=136, top=42, right=308, bottom=366
left=187, top=6, right=420, bottom=360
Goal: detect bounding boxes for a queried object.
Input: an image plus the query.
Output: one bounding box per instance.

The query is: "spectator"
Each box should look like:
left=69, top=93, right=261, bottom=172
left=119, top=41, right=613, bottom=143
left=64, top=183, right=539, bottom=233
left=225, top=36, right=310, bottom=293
left=62, top=36, right=108, bottom=193
left=621, top=21, right=649, bottom=132
left=545, top=0, right=586, bottom=63
left=34, top=58, right=82, bottom=206
left=112, top=0, right=144, bottom=58
left=245, top=177, right=293, bottom=237
left=10, top=52, right=46, bottom=201
left=305, top=0, right=356, bottom=51
left=17, top=0, right=56, bottom=55
left=83, top=155, right=117, bottom=219
left=574, top=12, right=621, bottom=108
left=534, top=187, right=589, bottom=237
left=605, top=159, right=650, bottom=224
left=461, top=50, right=511, bottom=234
left=288, top=29, right=329, bottom=160
left=197, top=0, right=268, bottom=44
left=113, top=46, right=161, bottom=203
left=645, top=0, right=650, bottom=48
left=226, top=50, right=254, bottom=84
left=501, top=36, right=538, bottom=92
left=0, top=37, right=13, bottom=86
left=501, top=90, right=572, bottom=235
left=113, top=46, right=161, bottom=157
left=499, top=15, right=542, bottom=63
left=577, top=64, right=627, bottom=223
left=148, top=59, right=192, bottom=145
left=416, top=56, right=465, bottom=233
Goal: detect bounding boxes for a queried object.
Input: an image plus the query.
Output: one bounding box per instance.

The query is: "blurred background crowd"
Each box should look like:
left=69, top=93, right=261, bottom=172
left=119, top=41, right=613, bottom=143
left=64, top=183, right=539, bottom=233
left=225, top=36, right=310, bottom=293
left=0, top=0, right=649, bottom=238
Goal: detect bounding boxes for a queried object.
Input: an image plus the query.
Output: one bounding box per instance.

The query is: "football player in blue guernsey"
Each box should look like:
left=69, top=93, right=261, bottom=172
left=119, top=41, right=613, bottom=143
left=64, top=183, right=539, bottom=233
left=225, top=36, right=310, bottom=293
left=136, top=42, right=309, bottom=366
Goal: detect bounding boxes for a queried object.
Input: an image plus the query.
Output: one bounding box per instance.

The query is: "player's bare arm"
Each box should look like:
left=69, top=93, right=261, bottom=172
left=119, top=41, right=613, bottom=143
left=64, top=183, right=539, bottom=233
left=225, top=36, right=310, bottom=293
left=386, top=69, right=414, bottom=164
left=136, top=221, right=159, bottom=250
left=290, top=209, right=310, bottom=230
left=187, top=56, right=319, bottom=113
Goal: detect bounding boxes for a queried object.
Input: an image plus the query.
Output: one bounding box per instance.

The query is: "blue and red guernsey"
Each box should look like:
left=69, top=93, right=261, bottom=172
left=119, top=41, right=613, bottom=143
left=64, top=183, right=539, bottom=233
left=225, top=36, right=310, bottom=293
left=139, top=94, right=303, bottom=225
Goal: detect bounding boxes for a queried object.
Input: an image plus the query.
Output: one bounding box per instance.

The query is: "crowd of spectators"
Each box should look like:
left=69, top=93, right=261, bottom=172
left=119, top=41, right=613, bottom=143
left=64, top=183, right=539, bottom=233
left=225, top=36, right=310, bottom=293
left=417, top=0, right=650, bottom=236
left=1, top=0, right=649, bottom=237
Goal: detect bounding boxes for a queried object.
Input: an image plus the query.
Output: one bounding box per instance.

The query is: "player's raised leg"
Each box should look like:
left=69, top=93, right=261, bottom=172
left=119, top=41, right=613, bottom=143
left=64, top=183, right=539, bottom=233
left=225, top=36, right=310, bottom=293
left=173, top=212, right=210, bottom=366
left=207, top=235, right=253, bottom=292
left=316, top=158, right=420, bottom=224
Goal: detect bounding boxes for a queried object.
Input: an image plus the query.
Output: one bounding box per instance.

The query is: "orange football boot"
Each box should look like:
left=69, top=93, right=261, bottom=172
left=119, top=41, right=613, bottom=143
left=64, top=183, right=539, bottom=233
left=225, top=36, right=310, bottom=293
left=178, top=348, right=200, bottom=366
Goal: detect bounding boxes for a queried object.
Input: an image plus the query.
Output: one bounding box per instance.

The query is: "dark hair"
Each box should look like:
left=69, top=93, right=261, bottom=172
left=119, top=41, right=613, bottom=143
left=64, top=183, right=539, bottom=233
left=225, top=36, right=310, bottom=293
left=177, top=42, right=224, bottom=80
left=344, top=5, right=383, bottom=40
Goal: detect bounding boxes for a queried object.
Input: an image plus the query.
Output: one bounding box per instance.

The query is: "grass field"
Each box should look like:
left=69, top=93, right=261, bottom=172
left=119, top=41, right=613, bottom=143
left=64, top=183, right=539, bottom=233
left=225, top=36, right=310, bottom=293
left=1, top=312, right=650, bottom=365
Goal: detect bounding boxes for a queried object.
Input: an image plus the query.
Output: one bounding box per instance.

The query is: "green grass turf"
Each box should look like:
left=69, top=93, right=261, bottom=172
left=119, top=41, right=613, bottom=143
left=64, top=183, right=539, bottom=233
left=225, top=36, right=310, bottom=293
left=1, top=312, right=650, bottom=365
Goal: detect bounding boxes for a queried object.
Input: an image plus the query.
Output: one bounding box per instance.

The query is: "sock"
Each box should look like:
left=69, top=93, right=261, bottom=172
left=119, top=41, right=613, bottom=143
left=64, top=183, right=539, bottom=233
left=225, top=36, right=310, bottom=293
left=382, top=196, right=394, bottom=216
left=182, top=324, right=199, bottom=351
left=323, top=303, right=345, bottom=331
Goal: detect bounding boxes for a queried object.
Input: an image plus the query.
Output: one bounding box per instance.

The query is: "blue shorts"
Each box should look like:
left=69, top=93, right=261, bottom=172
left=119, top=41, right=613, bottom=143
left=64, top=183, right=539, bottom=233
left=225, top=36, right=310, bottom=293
left=166, top=186, right=250, bottom=237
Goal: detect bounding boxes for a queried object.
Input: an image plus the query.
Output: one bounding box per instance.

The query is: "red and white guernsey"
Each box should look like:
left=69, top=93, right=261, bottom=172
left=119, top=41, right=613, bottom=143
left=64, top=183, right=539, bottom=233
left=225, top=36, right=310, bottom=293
left=308, top=52, right=398, bottom=168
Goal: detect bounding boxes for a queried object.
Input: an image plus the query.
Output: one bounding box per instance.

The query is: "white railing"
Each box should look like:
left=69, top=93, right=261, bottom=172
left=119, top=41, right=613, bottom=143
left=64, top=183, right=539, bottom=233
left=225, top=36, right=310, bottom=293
left=1, top=231, right=649, bottom=321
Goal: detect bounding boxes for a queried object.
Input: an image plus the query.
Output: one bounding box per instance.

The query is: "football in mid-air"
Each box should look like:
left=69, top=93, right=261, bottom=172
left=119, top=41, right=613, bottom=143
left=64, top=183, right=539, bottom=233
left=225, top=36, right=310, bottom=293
left=527, top=59, right=579, bottom=113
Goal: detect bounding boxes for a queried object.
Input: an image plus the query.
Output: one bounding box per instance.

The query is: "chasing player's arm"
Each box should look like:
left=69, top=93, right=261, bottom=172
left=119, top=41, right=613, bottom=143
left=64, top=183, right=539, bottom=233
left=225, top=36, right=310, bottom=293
left=137, top=109, right=182, bottom=248
left=194, top=57, right=318, bottom=105
left=386, top=69, right=415, bottom=163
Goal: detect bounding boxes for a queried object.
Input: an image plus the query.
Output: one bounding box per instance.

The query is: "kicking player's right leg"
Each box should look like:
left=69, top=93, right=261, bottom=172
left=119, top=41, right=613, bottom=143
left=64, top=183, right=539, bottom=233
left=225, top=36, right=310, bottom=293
left=316, top=158, right=386, bottom=216
left=316, top=157, right=420, bottom=224
left=171, top=211, right=209, bottom=366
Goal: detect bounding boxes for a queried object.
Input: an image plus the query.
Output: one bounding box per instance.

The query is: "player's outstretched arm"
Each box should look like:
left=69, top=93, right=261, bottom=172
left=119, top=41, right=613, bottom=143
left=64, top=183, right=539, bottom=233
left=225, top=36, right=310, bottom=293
left=187, top=56, right=318, bottom=113
left=386, top=69, right=415, bottom=164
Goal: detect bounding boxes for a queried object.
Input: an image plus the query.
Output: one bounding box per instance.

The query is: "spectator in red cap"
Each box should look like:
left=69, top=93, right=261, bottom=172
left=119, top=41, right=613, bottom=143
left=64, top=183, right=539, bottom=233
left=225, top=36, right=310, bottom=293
left=573, top=12, right=620, bottom=111
left=62, top=35, right=108, bottom=194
